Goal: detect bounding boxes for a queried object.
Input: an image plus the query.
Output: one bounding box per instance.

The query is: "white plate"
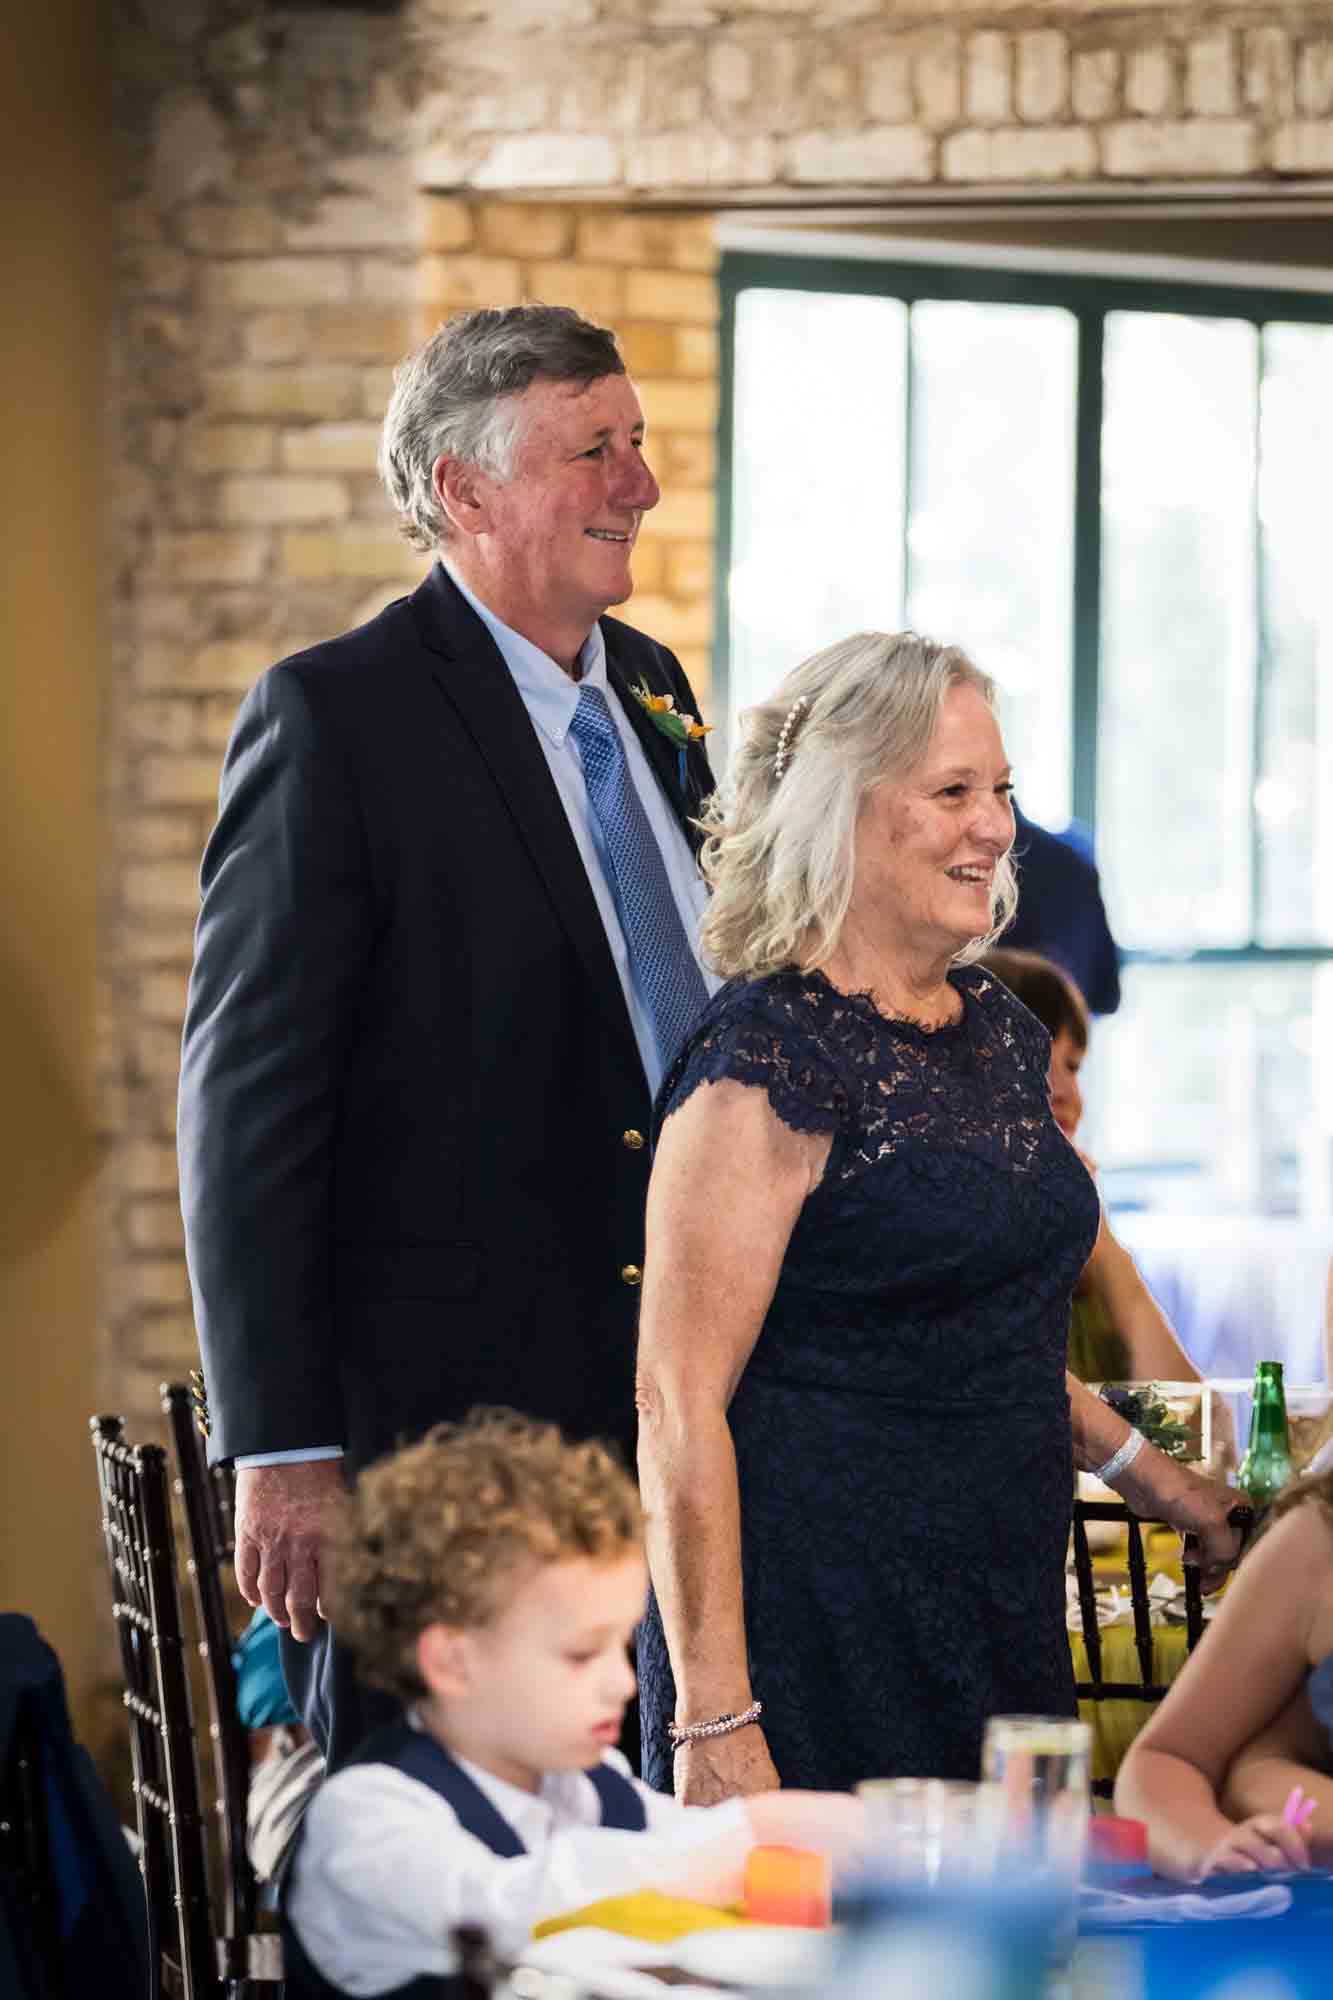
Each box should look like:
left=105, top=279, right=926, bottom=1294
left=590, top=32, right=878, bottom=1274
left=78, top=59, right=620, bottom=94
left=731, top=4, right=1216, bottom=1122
left=669, top=1924, right=836, bottom=1987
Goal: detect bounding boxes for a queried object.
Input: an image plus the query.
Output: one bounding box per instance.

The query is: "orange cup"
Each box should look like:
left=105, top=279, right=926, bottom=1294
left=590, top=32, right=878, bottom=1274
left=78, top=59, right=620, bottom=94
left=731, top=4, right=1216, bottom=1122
left=742, top=1844, right=832, bottom=1928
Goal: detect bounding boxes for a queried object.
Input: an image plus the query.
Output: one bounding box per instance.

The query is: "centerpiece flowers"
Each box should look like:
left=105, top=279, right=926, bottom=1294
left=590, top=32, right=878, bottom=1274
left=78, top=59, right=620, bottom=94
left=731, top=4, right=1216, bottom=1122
left=1098, top=1382, right=1198, bottom=1463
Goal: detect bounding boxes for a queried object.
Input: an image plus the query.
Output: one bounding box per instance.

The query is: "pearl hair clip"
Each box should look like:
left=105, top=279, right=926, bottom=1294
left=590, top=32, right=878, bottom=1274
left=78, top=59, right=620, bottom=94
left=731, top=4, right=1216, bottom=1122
left=773, top=695, right=809, bottom=782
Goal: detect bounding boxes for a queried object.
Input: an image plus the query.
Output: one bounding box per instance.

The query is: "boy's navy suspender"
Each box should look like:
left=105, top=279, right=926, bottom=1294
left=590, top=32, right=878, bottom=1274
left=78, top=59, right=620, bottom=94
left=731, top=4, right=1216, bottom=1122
left=585, top=1760, right=647, bottom=1832
left=376, top=1728, right=646, bottom=1839
left=388, top=1729, right=528, bottom=1855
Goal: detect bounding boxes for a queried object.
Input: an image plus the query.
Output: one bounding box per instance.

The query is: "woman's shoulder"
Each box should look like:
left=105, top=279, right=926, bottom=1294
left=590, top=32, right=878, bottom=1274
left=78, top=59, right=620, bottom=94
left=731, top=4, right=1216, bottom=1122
left=686, top=966, right=857, bottom=1043
left=1224, top=1496, right=1333, bottom=1663
left=959, top=958, right=1040, bottom=1024
left=1263, top=1494, right=1333, bottom=1570
left=960, top=961, right=1052, bottom=1062
left=1264, top=1496, right=1333, bottom=1611
left=656, top=968, right=855, bottom=1139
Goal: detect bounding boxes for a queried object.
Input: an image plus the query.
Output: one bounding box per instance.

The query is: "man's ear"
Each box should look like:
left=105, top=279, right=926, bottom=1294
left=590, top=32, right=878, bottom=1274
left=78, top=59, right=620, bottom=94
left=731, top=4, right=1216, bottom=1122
left=433, top=453, right=493, bottom=540
left=417, top=1621, right=472, bottom=1701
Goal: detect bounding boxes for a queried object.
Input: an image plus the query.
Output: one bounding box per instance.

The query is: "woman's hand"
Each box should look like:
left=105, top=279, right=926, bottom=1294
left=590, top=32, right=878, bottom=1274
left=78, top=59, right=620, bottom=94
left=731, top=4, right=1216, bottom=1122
left=1162, top=1467, right=1249, bottom=1593
left=1110, top=1449, right=1247, bottom=1594
left=674, top=1726, right=781, bottom=1806
left=1197, top=1812, right=1310, bottom=1879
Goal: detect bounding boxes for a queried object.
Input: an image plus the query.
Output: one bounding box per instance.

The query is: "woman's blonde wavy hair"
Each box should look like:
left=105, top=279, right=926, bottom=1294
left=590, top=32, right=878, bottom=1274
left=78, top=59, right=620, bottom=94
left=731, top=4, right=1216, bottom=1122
left=698, top=631, right=1017, bottom=981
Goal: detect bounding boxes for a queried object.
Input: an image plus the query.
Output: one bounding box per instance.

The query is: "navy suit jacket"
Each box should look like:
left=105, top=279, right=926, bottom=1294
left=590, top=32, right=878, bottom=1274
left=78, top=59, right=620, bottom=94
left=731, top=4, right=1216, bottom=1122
left=178, top=563, right=714, bottom=1472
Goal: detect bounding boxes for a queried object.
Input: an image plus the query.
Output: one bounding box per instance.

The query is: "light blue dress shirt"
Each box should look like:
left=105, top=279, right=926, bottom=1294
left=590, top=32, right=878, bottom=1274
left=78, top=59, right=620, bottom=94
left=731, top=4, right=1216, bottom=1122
left=239, top=567, right=716, bottom=1468
left=450, top=565, right=716, bottom=1095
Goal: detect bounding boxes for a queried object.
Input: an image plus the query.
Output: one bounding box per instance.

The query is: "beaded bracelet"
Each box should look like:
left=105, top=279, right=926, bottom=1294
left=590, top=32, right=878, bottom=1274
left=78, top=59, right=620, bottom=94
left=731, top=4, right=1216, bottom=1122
left=1092, top=1428, right=1145, bottom=1486
left=668, top=1699, right=763, bottom=1748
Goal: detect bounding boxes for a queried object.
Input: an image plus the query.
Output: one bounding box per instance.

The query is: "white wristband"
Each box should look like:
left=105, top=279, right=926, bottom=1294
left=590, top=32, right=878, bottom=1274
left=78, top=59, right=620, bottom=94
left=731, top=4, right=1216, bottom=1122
left=1092, top=1429, right=1146, bottom=1486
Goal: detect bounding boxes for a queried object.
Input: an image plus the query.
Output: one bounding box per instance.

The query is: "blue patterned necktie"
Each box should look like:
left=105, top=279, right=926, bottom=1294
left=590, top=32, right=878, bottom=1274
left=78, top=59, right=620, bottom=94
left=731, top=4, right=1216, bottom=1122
left=569, top=683, right=708, bottom=1075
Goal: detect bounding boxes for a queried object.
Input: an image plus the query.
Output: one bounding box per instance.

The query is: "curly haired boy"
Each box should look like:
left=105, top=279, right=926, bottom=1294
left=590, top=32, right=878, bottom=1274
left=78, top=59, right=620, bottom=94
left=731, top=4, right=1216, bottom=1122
left=283, top=1411, right=864, bottom=1998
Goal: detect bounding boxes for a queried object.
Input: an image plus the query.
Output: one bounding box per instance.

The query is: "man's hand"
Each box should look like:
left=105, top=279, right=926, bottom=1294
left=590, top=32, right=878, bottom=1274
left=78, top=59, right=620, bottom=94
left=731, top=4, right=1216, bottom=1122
left=674, top=1726, right=780, bottom=1806
left=234, top=1460, right=348, bottom=1642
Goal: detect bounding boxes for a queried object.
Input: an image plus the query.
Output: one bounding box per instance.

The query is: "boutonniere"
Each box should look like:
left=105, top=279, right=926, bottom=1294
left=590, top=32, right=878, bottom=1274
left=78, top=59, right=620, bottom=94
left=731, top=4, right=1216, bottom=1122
left=629, top=680, right=711, bottom=791
left=629, top=680, right=711, bottom=747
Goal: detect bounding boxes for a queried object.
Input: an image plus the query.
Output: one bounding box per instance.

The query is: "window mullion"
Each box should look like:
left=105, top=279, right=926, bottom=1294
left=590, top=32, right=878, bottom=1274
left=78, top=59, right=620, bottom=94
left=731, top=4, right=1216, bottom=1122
left=1250, top=324, right=1267, bottom=949
left=1071, top=310, right=1104, bottom=834
left=901, top=303, right=914, bottom=624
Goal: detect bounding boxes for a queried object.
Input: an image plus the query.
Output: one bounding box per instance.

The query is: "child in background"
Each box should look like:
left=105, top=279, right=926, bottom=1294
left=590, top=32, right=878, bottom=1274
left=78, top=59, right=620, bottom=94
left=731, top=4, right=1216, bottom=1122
left=1116, top=1461, right=1333, bottom=1880
left=982, top=947, right=1205, bottom=1395
left=232, top=1609, right=323, bottom=1890
left=283, top=1410, right=865, bottom=1998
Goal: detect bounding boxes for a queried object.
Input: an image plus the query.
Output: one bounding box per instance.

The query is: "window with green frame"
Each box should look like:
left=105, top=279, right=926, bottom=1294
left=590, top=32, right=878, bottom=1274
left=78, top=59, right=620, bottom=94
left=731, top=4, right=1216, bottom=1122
left=718, top=250, right=1333, bottom=1217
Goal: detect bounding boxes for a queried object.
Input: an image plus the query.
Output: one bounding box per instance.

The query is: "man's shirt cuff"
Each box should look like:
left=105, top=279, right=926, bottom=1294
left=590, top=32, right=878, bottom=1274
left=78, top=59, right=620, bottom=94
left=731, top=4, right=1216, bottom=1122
left=234, top=1446, right=344, bottom=1468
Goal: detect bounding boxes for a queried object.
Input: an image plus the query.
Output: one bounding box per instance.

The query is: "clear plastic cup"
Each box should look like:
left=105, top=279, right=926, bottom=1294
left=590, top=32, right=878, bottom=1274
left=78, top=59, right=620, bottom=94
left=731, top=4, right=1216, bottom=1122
left=855, top=1777, right=996, bottom=1885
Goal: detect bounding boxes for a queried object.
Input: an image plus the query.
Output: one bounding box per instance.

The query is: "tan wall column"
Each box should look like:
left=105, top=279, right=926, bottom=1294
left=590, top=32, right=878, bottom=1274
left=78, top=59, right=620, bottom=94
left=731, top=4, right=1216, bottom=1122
left=0, top=1, right=108, bottom=1731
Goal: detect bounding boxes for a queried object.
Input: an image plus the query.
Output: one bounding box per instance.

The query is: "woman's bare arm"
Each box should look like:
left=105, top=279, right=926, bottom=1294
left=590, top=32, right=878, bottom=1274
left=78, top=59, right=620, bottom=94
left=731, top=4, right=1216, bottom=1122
left=1115, top=1505, right=1331, bottom=1878
left=1067, top=1374, right=1241, bottom=1590
left=636, top=1078, right=829, bottom=1805
left=1081, top=1218, right=1201, bottom=1385
left=1222, top=1687, right=1333, bottom=1865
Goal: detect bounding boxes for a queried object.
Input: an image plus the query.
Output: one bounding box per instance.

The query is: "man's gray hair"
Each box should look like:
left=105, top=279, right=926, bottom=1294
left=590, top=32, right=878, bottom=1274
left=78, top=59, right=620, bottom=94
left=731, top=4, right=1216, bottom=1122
left=378, top=305, right=625, bottom=550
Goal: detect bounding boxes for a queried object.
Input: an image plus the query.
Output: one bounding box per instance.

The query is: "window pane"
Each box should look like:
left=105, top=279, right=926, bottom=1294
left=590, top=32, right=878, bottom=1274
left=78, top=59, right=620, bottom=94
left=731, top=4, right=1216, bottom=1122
left=1099, top=313, right=1257, bottom=949
left=1093, top=960, right=1320, bottom=1217
left=1257, top=323, right=1333, bottom=946
left=727, top=289, right=907, bottom=743
left=907, top=300, right=1077, bottom=829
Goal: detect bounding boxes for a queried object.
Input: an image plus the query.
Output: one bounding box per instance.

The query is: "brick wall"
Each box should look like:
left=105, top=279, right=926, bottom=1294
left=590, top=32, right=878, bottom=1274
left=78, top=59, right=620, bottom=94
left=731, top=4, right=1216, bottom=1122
left=107, top=0, right=1333, bottom=1436
left=407, top=8, right=1333, bottom=192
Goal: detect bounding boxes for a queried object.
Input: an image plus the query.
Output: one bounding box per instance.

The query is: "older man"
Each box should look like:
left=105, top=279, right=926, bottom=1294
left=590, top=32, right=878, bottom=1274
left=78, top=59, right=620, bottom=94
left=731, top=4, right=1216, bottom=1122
left=178, top=306, right=715, bottom=1761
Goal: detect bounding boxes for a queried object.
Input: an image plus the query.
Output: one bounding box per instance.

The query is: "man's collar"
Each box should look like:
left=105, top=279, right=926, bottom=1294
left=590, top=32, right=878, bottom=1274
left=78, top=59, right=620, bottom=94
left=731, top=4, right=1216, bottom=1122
left=442, top=561, right=605, bottom=747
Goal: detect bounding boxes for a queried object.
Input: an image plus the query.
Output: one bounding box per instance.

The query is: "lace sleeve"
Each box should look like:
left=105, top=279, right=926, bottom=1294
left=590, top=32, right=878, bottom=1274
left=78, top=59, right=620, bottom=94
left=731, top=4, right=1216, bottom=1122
left=655, top=990, right=850, bottom=1143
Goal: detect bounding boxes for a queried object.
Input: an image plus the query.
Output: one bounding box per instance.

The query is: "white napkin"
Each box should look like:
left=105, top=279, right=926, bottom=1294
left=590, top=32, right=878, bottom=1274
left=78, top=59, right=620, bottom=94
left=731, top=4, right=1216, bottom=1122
left=1065, top=1571, right=1215, bottom=1632
left=1065, top=1575, right=1135, bottom=1630
left=1080, top=1882, right=1293, bottom=1924
left=521, top=1923, right=834, bottom=1995
left=520, top=1928, right=734, bottom=2000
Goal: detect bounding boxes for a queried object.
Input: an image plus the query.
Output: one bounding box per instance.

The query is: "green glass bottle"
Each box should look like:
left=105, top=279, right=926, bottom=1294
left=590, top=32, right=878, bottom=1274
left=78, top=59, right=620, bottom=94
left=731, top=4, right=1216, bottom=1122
left=1236, top=1360, right=1293, bottom=1508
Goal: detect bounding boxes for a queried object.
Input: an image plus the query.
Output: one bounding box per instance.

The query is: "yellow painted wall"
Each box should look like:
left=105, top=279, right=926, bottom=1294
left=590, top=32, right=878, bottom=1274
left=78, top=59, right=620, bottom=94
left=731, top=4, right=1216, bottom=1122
left=0, top=1, right=108, bottom=1731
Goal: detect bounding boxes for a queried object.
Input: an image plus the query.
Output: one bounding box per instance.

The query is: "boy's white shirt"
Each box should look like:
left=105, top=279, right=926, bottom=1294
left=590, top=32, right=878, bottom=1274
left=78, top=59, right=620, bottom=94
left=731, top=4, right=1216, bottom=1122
left=286, top=1718, right=752, bottom=1997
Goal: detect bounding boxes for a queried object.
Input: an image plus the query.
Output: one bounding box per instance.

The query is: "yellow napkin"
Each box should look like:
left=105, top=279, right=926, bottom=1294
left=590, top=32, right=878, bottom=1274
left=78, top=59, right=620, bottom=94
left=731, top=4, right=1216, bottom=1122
left=533, top=1889, right=749, bottom=1943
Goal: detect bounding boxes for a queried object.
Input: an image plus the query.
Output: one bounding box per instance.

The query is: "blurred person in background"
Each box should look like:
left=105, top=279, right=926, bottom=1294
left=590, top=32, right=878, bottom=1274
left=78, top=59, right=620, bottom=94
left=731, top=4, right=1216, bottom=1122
left=233, top=1608, right=322, bottom=1892
left=1001, top=803, right=1121, bottom=1016
left=983, top=946, right=1204, bottom=1394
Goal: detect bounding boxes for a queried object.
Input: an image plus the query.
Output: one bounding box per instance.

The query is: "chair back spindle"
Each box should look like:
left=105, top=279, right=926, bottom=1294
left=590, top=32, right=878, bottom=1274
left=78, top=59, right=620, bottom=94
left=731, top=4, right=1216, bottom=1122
left=1070, top=1497, right=1211, bottom=1800
left=162, top=1382, right=255, bottom=1962
left=90, top=1413, right=217, bottom=1999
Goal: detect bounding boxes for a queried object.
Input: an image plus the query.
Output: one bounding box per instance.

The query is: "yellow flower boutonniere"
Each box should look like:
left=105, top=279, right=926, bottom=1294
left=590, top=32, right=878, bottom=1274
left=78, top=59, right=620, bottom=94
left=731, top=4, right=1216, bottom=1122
left=630, top=680, right=711, bottom=749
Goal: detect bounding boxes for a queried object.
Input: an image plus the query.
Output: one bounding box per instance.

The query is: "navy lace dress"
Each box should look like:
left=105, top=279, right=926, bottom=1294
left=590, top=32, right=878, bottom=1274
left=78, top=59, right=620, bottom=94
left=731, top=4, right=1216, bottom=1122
left=638, top=963, right=1100, bottom=1794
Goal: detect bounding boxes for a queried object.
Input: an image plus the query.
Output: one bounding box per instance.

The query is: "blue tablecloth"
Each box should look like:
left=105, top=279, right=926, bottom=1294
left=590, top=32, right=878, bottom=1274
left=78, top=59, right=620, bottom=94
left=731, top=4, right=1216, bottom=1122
left=1078, top=1871, right=1333, bottom=2000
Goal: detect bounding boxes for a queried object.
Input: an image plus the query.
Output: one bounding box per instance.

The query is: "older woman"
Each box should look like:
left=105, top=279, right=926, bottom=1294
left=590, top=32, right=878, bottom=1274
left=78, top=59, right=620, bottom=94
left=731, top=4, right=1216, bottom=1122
left=636, top=633, right=1243, bottom=1802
